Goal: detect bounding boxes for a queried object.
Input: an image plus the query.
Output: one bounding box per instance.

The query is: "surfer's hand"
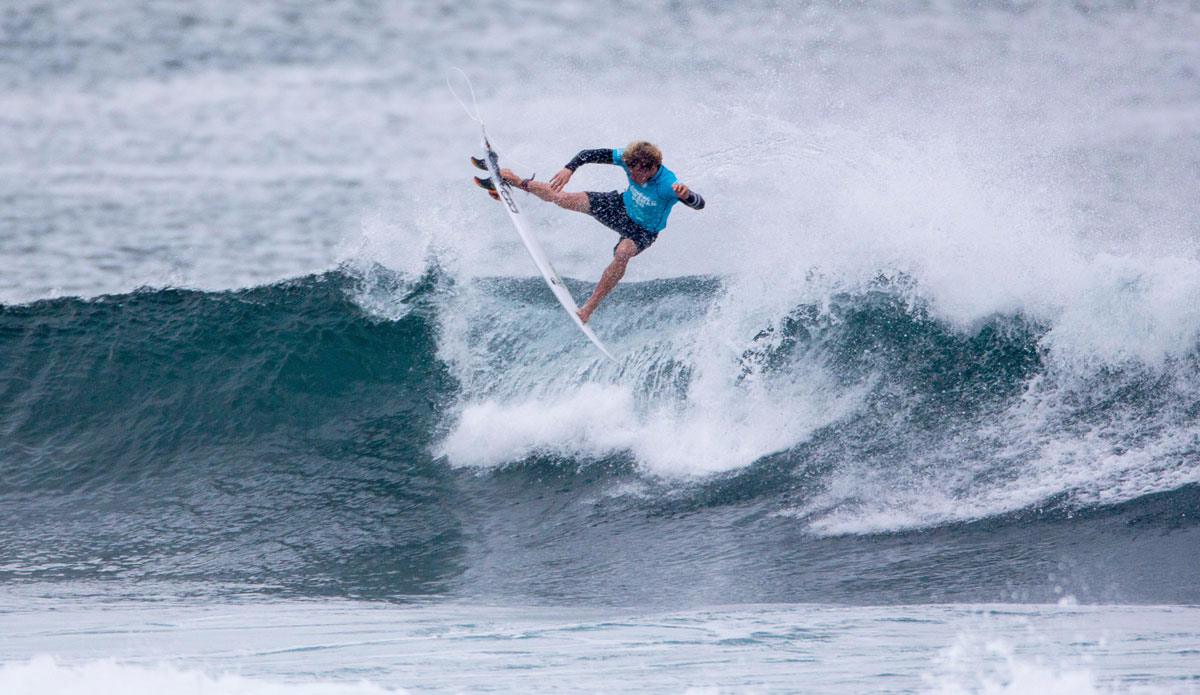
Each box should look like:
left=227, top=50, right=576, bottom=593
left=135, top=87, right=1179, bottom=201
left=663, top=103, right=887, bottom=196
left=550, top=168, right=573, bottom=191
left=673, top=183, right=690, bottom=199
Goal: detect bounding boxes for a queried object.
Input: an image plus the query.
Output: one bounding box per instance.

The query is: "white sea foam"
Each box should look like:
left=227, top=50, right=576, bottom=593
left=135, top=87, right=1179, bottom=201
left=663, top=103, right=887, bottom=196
left=0, top=656, right=400, bottom=695
left=792, top=355, right=1200, bottom=537
left=439, top=364, right=860, bottom=476
left=924, top=637, right=1101, bottom=695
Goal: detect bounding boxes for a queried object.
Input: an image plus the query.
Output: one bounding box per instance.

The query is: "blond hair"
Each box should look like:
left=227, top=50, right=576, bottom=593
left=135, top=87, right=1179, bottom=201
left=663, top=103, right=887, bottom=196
left=621, top=141, right=662, bottom=170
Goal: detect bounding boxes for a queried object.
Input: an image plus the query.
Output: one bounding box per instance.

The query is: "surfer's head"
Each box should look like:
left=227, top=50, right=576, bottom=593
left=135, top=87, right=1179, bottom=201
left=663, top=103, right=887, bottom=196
left=622, top=141, right=662, bottom=183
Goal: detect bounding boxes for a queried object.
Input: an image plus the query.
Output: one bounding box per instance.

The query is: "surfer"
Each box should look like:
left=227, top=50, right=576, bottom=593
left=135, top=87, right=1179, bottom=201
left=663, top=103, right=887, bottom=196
left=497, top=141, right=705, bottom=323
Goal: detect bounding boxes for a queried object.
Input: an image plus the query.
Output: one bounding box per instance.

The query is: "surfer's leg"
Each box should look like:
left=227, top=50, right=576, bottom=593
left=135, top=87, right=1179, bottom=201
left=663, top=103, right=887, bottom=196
left=536, top=186, right=589, bottom=213
left=577, top=238, right=638, bottom=324
left=500, top=168, right=588, bottom=213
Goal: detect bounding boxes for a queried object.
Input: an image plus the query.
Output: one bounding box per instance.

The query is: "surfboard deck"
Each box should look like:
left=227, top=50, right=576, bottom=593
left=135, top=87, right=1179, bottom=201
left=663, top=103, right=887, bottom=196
left=473, top=128, right=617, bottom=362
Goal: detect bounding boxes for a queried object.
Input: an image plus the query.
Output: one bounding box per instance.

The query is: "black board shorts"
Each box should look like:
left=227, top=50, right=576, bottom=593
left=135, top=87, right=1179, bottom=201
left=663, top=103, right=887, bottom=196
left=586, top=191, right=657, bottom=255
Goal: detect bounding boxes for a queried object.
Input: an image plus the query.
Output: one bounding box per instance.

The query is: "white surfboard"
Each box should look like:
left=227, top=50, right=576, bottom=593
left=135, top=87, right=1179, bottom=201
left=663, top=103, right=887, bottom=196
left=477, top=127, right=617, bottom=362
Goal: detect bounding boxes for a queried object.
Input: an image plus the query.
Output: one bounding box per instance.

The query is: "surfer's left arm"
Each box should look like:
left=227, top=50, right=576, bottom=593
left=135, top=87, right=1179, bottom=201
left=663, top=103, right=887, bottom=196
left=550, top=149, right=617, bottom=191
left=672, top=183, right=705, bottom=210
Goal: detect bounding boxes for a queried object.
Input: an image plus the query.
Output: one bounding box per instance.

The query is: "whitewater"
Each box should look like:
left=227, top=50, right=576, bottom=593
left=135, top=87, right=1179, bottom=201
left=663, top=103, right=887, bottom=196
left=2, top=1, right=1199, bottom=693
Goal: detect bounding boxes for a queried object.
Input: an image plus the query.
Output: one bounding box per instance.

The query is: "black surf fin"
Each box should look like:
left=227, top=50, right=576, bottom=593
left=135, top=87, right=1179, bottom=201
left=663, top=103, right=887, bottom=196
left=470, top=156, right=488, bottom=171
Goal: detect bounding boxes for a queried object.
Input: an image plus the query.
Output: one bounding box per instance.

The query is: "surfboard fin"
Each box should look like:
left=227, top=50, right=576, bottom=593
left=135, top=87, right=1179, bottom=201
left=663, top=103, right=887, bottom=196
left=470, top=156, right=488, bottom=171
left=473, top=176, right=500, bottom=200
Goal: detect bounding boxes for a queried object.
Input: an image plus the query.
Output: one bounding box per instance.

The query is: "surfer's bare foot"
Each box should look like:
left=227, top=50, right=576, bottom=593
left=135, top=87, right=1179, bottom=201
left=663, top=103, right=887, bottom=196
left=498, top=168, right=521, bottom=185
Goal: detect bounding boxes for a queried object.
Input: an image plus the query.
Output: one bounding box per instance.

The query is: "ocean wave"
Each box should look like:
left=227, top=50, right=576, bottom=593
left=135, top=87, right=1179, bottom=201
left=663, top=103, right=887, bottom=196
left=3, top=267, right=1200, bottom=602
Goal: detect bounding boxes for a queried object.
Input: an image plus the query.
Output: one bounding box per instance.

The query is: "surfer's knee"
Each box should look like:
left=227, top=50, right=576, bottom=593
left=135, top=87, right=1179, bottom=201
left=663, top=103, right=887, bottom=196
left=553, top=191, right=589, bottom=213
left=613, top=238, right=638, bottom=263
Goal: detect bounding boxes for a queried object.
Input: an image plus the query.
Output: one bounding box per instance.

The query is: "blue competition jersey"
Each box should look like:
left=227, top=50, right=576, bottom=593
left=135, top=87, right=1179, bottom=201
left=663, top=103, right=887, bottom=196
left=612, top=148, right=679, bottom=233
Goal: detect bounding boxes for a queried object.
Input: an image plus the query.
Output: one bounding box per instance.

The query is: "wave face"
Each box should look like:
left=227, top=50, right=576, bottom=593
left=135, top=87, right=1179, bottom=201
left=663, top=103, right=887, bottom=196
left=1, top=271, right=461, bottom=598
left=3, top=268, right=1199, bottom=605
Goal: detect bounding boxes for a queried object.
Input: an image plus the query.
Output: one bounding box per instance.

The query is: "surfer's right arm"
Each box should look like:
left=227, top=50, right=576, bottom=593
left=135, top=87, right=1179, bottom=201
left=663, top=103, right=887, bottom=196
left=550, top=149, right=616, bottom=191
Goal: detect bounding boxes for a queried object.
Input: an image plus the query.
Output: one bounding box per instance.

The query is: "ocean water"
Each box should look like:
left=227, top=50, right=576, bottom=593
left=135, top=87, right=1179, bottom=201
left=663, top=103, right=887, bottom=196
left=2, top=0, right=1200, bottom=693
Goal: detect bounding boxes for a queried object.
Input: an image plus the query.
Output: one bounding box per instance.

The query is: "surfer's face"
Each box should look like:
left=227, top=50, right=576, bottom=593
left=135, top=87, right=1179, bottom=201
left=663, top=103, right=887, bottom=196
left=630, top=164, right=657, bottom=185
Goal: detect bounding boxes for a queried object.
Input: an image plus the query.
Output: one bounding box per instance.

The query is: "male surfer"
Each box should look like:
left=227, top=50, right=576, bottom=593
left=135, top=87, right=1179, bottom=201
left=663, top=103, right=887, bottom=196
left=496, top=141, right=705, bottom=323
